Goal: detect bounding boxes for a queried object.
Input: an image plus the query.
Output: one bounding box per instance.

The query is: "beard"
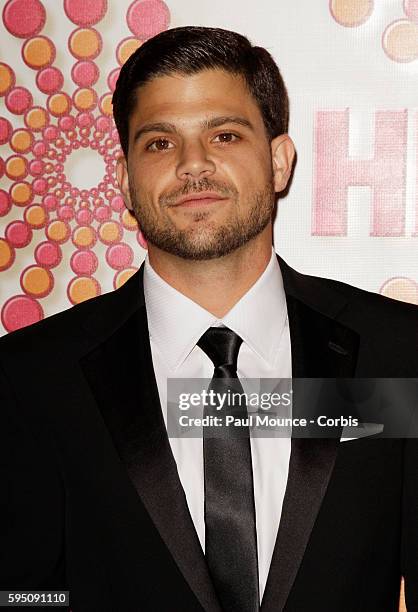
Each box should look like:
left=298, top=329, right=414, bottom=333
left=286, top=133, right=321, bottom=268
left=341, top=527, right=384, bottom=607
left=128, top=176, right=275, bottom=260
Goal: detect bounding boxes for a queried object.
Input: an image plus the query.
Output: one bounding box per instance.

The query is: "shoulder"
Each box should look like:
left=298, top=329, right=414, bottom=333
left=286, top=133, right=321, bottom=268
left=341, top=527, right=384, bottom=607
left=279, top=256, right=418, bottom=330
left=279, top=256, right=418, bottom=374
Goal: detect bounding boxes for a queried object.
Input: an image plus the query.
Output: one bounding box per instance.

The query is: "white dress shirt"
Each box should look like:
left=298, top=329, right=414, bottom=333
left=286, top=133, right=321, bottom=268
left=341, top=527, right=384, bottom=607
left=143, top=247, right=292, bottom=602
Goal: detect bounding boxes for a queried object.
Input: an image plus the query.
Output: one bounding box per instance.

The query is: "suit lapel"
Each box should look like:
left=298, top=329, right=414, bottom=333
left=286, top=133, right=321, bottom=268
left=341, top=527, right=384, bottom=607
left=77, top=255, right=360, bottom=612
left=79, top=267, right=221, bottom=612
left=261, top=259, right=360, bottom=612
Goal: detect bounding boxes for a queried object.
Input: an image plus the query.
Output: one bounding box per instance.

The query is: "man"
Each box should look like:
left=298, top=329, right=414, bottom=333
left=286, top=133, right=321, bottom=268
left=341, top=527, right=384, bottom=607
left=0, top=26, right=417, bottom=612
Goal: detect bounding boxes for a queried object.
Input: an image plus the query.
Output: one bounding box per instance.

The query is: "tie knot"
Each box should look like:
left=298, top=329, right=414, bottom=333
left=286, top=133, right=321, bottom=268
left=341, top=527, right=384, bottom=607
left=197, top=327, right=243, bottom=376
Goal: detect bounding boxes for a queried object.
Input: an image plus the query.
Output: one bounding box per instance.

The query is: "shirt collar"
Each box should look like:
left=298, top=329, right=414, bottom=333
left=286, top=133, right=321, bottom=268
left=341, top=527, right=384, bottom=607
left=143, top=247, right=287, bottom=371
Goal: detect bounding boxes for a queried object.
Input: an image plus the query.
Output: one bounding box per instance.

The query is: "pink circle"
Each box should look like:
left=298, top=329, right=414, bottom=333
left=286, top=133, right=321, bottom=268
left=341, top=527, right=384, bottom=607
left=5, top=220, right=32, bottom=247
left=35, top=240, right=62, bottom=267
left=94, top=205, right=111, bottom=221
left=0, top=189, right=11, bottom=215
left=33, top=178, right=48, bottom=194
left=29, top=159, right=44, bottom=175
left=76, top=111, right=94, bottom=128
left=59, top=115, right=76, bottom=131
left=2, top=0, right=46, bottom=38
left=404, top=0, right=418, bottom=22
left=32, top=140, right=47, bottom=156
left=1, top=295, right=43, bottom=332
left=126, top=0, right=170, bottom=39
left=43, top=125, right=58, bottom=141
left=36, top=67, right=64, bottom=94
left=5, top=87, right=32, bottom=114
left=58, top=205, right=74, bottom=221
left=110, top=194, right=125, bottom=212
left=64, top=0, right=107, bottom=26
left=0, top=62, right=15, bottom=95
left=95, top=117, right=111, bottom=134
left=42, top=194, right=58, bottom=210
left=70, top=249, right=98, bottom=275
left=0, top=117, right=12, bottom=144
left=107, top=67, right=120, bottom=92
left=0, top=157, right=4, bottom=178
left=75, top=208, right=93, bottom=224
left=106, top=243, right=134, bottom=270
left=71, top=60, right=99, bottom=86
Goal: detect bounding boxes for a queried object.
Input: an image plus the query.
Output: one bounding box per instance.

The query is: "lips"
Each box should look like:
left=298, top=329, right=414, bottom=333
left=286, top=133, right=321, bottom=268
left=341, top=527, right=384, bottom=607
left=172, top=192, right=228, bottom=208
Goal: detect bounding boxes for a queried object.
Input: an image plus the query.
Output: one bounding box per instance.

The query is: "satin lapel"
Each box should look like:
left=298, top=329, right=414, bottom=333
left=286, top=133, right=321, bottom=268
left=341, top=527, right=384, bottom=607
left=261, top=270, right=360, bottom=612
left=79, top=291, right=221, bottom=612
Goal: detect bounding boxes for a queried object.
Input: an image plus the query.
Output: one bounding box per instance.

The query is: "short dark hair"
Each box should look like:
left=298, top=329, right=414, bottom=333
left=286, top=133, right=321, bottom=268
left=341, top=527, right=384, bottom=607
left=112, top=26, right=289, bottom=157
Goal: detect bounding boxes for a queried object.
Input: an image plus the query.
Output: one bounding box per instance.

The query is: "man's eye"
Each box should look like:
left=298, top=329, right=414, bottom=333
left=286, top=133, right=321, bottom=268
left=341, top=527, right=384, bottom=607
left=147, top=138, right=174, bottom=151
left=213, top=133, right=239, bottom=144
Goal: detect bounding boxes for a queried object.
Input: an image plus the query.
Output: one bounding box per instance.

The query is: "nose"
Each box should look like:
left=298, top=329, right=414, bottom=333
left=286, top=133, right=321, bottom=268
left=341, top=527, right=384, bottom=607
left=176, top=140, right=216, bottom=181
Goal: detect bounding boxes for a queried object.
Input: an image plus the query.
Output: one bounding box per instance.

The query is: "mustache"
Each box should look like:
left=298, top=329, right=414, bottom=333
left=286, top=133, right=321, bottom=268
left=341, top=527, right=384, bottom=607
left=159, top=178, right=238, bottom=207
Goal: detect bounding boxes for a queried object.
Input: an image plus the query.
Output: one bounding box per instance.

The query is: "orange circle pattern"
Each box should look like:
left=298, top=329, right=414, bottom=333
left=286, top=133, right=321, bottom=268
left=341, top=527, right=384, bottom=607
left=0, top=239, right=14, bottom=271
left=10, top=129, right=33, bottom=153
left=21, top=266, right=53, bottom=298
left=69, top=28, right=101, bottom=60
left=68, top=276, right=100, bottom=304
left=10, top=182, right=32, bottom=206
left=22, top=36, right=55, bottom=69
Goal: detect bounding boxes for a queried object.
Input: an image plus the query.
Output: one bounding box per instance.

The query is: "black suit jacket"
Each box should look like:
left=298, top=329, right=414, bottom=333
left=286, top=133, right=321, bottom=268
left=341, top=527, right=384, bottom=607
left=0, top=256, right=417, bottom=612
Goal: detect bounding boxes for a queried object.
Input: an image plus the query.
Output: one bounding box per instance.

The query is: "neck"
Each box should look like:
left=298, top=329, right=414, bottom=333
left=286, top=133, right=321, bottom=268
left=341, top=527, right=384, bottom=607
left=147, top=226, right=273, bottom=318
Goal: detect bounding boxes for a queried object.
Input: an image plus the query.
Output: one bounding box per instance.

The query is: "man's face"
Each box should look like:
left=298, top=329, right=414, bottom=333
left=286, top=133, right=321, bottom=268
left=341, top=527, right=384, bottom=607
left=117, top=68, right=293, bottom=260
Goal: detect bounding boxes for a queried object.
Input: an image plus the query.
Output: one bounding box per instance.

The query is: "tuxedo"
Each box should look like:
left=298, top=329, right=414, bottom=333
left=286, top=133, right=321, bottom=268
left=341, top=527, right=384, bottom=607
left=0, top=255, right=417, bottom=612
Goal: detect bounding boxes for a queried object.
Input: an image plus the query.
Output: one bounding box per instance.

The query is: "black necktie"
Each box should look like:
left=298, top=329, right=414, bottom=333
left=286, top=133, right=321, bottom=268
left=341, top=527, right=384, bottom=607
left=197, top=327, right=259, bottom=612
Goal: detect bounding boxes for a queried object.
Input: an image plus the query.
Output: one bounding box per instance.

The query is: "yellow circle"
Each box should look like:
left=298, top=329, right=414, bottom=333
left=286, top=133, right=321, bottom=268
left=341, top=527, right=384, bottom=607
left=117, top=38, right=141, bottom=65
left=73, top=226, right=96, bottom=248
left=48, top=93, right=70, bottom=116
left=46, top=220, right=69, bottom=243
left=74, top=88, right=96, bottom=111
left=330, top=0, right=373, bottom=27
left=383, top=20, right=418, bottom=63
left=99, top=221, right=121, bottom=244
left=114, top=267, right=138, bottom=289
left=0, top=63, right=13, bottom=95
left=0, top=238, right=13, bottom=271
left=6, top=156, right=27, bottom=180
left=22, top=37, right=55, bottom=69
left=10, top=182, right=32, bottom=206
left=68, top=276, right=100, bottom=304
left=381, top=277, right=418, bottom=305
left=10, top=129, right=33, bottom=153
left=69, top=28, right=101, bottom=59
left=21, top=266, right=52, bottom=297
left=120, top=208, right=138, bottom=230
left=25, top=205, right=47, bottom=228
left=100, top=93, right=113, bottom=116
left=25, top=107, right=48, bottom=130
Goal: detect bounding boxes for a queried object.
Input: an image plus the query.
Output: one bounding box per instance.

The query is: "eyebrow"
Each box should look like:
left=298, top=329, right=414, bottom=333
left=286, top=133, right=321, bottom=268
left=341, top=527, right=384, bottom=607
left=133, top=115, right=254, bottom=143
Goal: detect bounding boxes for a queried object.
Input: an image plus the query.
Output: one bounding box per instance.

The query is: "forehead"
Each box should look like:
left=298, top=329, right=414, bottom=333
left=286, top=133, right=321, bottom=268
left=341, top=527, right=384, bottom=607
left=128, top=69, right=264, bottom=131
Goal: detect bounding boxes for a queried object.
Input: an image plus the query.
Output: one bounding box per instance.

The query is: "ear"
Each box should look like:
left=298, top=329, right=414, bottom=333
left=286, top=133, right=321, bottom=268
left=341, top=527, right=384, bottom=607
left=271, top=134, right=295, bottom=193
left=115, top=155, right=148, bottom=250
left=116, top=155, right=133, bottom=211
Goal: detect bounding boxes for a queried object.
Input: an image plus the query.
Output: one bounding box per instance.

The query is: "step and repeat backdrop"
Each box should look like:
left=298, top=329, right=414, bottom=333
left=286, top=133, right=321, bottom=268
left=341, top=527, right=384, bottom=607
left=0, top=0, right=417, bottom=335
left=0, top=1, right=415, bottom=608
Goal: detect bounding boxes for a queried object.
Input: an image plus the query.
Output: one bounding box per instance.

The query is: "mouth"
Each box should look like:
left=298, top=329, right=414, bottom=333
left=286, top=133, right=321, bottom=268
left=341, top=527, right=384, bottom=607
left=171, top=192, right=229, bottom=208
